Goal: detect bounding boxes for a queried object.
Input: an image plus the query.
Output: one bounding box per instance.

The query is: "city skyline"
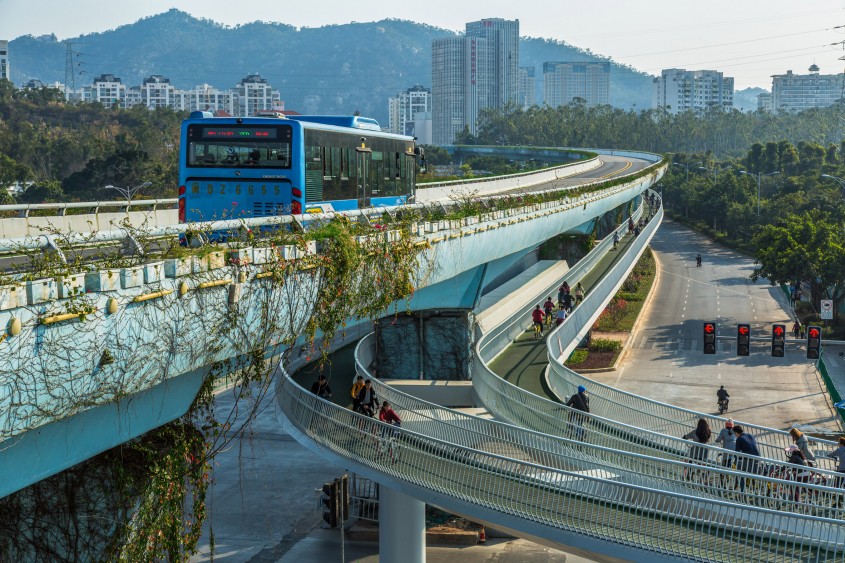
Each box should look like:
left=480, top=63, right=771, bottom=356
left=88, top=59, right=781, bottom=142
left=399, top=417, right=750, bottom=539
left=1, top=1, right=845, bottom=90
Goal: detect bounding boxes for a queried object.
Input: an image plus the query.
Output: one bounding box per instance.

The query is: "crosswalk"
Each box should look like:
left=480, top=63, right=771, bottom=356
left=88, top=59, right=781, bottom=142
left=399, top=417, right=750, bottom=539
left=631, top=334, right=722, bottom=352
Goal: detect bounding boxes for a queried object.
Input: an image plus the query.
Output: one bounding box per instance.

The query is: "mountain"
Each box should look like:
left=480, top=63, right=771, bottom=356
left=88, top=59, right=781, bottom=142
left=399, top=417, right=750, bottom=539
left=7, top=10, right=654, bottom=122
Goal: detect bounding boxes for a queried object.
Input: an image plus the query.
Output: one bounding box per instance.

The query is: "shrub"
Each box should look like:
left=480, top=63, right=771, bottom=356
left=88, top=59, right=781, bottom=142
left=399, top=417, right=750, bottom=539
left=566, top=349, right=589, bottom=365
left=589, top=338, right=621, bottom=352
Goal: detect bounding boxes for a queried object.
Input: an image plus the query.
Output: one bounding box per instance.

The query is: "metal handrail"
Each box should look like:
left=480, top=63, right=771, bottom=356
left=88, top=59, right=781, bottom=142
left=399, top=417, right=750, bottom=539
left=277, top=369, right=845, bottom=561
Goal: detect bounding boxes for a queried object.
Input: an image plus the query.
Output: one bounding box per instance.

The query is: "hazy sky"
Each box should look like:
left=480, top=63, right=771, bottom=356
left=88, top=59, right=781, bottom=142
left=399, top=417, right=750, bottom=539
left=2, top=0, right=845, bottom=89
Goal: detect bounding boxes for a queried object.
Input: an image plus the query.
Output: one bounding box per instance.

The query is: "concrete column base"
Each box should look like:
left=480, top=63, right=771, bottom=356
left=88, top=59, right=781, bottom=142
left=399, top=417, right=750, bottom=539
left=380, top=486, right=425, bottom=563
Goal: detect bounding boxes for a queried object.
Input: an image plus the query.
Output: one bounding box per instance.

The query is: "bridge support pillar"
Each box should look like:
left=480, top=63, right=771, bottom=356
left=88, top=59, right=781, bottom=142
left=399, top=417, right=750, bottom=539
left=380, top=486, right=425, bottom=563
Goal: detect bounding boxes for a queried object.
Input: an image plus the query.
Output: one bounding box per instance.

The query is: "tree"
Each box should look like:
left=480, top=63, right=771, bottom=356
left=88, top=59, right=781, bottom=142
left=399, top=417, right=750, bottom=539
left=752, top=210, right=845, bottom=320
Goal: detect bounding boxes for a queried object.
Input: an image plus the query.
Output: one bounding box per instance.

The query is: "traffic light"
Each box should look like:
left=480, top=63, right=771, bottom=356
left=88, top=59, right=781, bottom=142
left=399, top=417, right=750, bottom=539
left=737, top=324, right=750, bottom=356
left=319, top=476, right=349, bottom=528
left=321, top=481, right=339, bottom=527
left=807, top=325, right=822, bottom=359
left=771, top=324, right=786, bottom=357
left=703, top=322, right=716, bottom=354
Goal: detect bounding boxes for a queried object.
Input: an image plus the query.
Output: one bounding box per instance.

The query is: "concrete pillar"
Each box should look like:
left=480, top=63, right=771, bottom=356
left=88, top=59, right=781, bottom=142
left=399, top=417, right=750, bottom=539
left=380, top=486, right=425, bottom=563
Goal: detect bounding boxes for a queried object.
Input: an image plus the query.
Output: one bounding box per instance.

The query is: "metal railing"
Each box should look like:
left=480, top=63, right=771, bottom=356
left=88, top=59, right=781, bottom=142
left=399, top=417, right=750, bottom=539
left=277, top=369, right=845, bottom=562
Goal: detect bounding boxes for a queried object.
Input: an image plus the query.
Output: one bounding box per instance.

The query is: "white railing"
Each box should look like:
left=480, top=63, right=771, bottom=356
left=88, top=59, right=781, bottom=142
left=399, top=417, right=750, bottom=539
left=277, top=368, right=845, bottom=562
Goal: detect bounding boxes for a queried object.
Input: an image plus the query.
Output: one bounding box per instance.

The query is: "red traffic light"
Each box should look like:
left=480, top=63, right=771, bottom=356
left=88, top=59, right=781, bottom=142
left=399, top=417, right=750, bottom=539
left=704, top=323, right=715, bottom=334
left=738, top=326, right=749, bottom=335
left=773, top=326, right=784, bottom=337
left=809, top=328, right=820, bottom=339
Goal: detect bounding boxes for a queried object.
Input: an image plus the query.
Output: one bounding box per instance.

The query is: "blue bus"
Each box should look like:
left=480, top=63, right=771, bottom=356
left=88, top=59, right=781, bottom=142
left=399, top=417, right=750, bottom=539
left=178, top=112, right=421, bottom=222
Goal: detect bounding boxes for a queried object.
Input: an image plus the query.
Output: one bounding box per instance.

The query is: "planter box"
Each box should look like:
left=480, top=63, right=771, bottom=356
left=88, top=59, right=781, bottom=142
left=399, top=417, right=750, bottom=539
left=195, top=250, right=226, bottom=272
left=143, top=261, right=165, bottom=284
left=120, top=266, right=144, bottom=289
left=85, top=270, right=120, bottom=292
left=57, top=273, right=86, bottom=299
left=355, top=235, right=371, bottom=246
left=425, top=222, right=437, bottom=233
left=164, top=257, right=193, bottom=278
left=0, top=283, right=26, bottom=311
left=228, top=247, right=253, bottom=266
left=26, top=278, right=58, bottom=305
left=279, top=245, right=301, bottom=260
left=385, top=230, right=401, bottom=243
left=252, top=247, right=276, bottom=265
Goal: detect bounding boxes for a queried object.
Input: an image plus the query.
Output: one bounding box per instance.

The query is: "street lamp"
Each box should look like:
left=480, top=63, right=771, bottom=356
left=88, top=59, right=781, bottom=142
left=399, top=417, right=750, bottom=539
left=698, top=165, right=730, bottom=182
left=104, top=181, right=152, bottom=203
left=821, top=173, right=845, bottom=191
left=672, top=162, right=694, bottom=182
left=739, top=170, right=779, bottom=219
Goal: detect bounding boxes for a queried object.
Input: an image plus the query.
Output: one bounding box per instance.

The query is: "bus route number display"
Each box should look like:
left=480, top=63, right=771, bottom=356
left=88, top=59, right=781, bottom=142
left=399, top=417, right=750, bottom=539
left=202, top=127, right=278, bottom=139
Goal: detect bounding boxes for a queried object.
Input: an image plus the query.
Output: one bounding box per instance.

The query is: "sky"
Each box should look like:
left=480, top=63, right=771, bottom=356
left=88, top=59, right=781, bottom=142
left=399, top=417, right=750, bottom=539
left=2, top=0, right=845, bottom=90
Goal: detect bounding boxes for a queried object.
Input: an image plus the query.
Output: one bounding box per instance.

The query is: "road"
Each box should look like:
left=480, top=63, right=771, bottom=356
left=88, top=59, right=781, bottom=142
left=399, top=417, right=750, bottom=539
left=588, top=219, right=842, bottom=433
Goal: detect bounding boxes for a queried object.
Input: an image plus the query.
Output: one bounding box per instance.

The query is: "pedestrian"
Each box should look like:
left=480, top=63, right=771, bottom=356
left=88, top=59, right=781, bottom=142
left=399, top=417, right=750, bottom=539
left=356, top=379, right=380, bottom=417
left=351, top=375, right=365, bottom=412
left=789, top=428, right=817, bottom=466
left=733, top=425, right=761, bottom=489
left=826, top=437, right=845, bottom=487
left=566, top=385, right=590, bottom=441
left=714, top=419, right=736, bottom=468
left=683, top=418, right=712, bottom=463
left=792, top=322, right=800, bottom=339
left=310, top=374, right=332, bottom=399
left=613, top=231, right=619, bottom=249
left=784, top=444, right=810, bottom=500
left=574, top=282, right=585, bottom=304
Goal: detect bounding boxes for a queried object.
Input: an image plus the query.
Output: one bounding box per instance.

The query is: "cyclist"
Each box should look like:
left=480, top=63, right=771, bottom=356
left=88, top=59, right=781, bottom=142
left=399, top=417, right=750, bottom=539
left=561, top=292, right=574, bottom=313
left=350, top=375, right=365, bottom=412
left=543, top=296, right=555, bottom=324
left=378, top=401, right=402, bottom=426
left=566, top=385, right=590, bottom=441
left=789, top=428, right=817, bottom=466
left=714, top=419, right=736, bottom=467
left=683, top=418, right=712, bottom=463
left=310, top=374, right=332, bottom=399
left=531, top=305, right=545, bottom=337
left=555, top=307, right=567, bottom=326
left=355, top=379, right=380, bottom=417
left=785, top=444, right=811, bottom=500
left=717, top=385, right=729, bottom=412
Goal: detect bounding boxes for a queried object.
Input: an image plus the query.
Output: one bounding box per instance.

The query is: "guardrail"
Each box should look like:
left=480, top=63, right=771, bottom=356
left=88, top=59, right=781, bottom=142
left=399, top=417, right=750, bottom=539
left=278, top=368, right=845, bottom=561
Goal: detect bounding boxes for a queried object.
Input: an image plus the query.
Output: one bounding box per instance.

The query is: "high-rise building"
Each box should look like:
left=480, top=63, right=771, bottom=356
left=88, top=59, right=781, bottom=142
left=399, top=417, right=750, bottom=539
left=768, top=65, right=844, bottom=113
left=518, top=66, right=535, bottom=108
left=234, top=74, right=282, bottom=117
left=465, top=18, right=520, bottom=109
left=188, top=83, right=236, bottom=115
left=757, top=92, right=772, bottom=112
left=543, top=62, right=610, bottom=107
left=431, top=18, right=518, bottom=145
left=388, top=85, right=432, bottom=139
left=652, top=68, right=734, bottom=114
left=0, top=40, right=9, bottom=81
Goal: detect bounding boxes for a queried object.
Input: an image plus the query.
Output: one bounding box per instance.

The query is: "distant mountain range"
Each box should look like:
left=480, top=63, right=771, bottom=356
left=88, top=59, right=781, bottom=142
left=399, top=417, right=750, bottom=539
left=5, top=10, right=764, bottom=122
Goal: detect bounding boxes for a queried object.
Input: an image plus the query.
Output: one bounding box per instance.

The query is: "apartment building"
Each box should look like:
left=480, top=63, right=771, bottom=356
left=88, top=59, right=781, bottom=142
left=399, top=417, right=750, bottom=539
left=387, top=85, right=432, bottom=142
left=652, top=68, right=734, bottom=113
left=543, top=62, right=610, bottom=107
left=769, top=65, right=844, bottom=112
left=0, top=40, right=9, bottom=81
left=518, top=66, right=536, bottom=108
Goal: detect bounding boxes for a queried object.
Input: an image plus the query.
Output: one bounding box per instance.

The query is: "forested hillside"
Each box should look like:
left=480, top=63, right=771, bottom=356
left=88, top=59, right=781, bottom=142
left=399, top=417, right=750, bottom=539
left=9, top=10, right=654, bottom=120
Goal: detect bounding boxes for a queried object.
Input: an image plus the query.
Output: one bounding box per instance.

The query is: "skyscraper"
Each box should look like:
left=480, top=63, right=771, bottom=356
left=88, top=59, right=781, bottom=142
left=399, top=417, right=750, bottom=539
left=431, top=18, right=519, bottom=145
left=518, top=66, right=536, bottom=108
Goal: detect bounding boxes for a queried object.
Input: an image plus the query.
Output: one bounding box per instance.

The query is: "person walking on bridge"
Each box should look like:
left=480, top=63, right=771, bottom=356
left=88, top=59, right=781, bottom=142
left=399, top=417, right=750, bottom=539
left=733, top=425, right=760, bottom=491
left=827, top=437, right=845, bottom=488
left=310, top=374, right=332, bottom=399
left=683, top=418, right=712, bottom=463
left=566, top=385, right=590, bottom=441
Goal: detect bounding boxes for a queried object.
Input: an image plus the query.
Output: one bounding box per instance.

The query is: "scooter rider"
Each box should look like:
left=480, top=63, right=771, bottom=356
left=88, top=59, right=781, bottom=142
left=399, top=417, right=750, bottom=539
left=717, top=385, right=729, bottom=409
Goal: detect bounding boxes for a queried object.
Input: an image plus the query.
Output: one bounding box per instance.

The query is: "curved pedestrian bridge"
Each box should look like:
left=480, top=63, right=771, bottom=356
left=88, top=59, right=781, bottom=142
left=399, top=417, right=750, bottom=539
left=278, top=201, right=845, bottom=562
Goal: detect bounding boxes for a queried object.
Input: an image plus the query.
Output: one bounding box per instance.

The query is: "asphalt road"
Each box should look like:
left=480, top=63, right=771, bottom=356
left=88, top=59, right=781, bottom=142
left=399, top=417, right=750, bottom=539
left=588, top=219, right=842, bottom=433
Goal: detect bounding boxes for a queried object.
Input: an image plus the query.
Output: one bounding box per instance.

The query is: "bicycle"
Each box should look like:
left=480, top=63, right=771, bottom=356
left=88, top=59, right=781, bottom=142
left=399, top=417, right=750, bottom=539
left=533, top=321, right=543, bottom=339
left=376, top=423, right=401, bottom=464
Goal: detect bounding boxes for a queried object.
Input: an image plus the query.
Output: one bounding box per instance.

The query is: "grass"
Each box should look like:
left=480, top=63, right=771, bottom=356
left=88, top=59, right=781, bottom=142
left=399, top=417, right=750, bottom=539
left=593, top=248, right=656, bottom=332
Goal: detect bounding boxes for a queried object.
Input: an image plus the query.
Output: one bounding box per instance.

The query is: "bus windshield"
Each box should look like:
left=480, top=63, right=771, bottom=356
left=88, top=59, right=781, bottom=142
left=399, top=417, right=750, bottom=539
left=186, top=123, right=293, bottom=169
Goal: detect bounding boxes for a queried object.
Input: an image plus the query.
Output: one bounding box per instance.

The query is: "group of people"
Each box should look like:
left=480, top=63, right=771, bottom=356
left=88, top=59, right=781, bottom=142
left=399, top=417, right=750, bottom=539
left=531, top=281, right=586, bottom=337
left=310, top=373, right=402, bottom=426
left=685, top=413, right=845, bottom=494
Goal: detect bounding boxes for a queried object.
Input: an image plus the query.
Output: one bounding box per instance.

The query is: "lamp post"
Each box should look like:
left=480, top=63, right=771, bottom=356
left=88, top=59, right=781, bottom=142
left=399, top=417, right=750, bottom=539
left=739, top=171, right=779, bottom=219
left=672, top=162, right=693, bottom=182
left=821, top=173, right=845, bottom=191
left=104, top=181, right=152, bottom=203
left=698, top=165, right=730, bottom=182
